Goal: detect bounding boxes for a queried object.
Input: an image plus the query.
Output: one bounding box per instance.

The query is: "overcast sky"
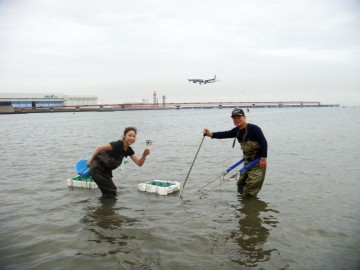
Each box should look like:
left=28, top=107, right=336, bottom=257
left=0, top=0, right=359, bottom=105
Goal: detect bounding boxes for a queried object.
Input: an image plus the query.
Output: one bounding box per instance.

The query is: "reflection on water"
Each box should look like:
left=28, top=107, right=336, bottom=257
left=78, top=198, right=139, bottom=257
left=84, top=197, right=138, bottom=229
left=229, top=196, right=279, bottom=267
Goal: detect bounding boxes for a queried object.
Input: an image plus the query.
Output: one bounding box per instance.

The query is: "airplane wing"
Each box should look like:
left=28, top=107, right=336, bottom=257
left=188, top=78, right=204, bottom=84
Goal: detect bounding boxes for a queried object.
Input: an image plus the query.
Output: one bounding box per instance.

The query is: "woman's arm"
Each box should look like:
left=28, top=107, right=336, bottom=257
left=86, top=144, right=112, bottom=166
left=130, top=148, right=150, bottom=167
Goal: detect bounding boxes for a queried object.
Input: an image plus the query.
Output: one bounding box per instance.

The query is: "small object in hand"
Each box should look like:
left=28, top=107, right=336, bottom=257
left=146, top=140, right=152, bottom=149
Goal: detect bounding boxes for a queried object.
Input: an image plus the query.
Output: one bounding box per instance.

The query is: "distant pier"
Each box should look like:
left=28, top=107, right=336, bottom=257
left=0, top=101, right=340, bottom=114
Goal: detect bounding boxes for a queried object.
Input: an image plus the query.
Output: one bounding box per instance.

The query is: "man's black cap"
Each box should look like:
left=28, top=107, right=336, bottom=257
left=231, top=108, right=245, bottom=118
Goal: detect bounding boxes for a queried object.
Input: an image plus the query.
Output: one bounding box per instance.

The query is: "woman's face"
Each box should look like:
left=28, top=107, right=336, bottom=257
left=124, top=130, right=137, bottom=145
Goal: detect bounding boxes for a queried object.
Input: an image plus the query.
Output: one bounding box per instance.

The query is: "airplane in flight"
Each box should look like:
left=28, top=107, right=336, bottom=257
left=188, top=75, right=218, bottom=85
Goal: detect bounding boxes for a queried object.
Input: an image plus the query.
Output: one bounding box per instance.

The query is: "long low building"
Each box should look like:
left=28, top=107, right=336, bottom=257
left=0, top=93, right=98, bottom=109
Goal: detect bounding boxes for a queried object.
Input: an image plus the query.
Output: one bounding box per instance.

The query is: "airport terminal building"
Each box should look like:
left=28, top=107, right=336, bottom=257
left=0, top=93, right=98, bottom=109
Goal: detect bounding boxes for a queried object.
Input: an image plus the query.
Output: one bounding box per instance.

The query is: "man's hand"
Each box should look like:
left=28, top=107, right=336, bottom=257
left=203, top=128, right=213, bottom=137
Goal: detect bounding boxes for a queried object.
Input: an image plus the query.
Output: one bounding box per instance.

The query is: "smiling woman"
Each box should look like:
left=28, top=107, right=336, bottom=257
left=86, top=127, right=151, bottom=198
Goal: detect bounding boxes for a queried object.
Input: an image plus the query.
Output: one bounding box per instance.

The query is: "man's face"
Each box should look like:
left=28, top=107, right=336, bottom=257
left=232, top=115, right=246, bottom=128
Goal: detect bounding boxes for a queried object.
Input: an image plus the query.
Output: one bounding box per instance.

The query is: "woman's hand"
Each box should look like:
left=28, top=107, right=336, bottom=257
left=131, top=148, right=150, bottom=167
left=143, top=148, right=150, bottom=156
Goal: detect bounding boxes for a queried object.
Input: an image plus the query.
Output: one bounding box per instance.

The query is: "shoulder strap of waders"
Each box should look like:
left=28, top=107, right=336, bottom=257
left=232, top=128, right=240, bottom=148
left=232, top=125, right=248, bottom=148
left=242, top=125, right=248, bottom=143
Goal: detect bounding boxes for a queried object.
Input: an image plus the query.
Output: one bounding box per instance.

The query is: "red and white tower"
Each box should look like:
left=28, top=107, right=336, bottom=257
left=153, top=91, right=157, bottom=104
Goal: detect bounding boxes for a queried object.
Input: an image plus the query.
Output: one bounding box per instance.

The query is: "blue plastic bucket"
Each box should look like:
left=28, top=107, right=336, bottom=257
left=74, top=159, right=90, bottom=178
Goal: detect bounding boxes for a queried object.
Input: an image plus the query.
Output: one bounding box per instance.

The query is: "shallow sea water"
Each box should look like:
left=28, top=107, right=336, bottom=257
left=0, top=107, right=359, bottom=270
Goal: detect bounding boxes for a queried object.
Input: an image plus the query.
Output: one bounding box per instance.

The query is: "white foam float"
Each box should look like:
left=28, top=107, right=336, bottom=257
left=66, top=175, right=98, bottom=189
left=138, top=180, right=181, bottom=195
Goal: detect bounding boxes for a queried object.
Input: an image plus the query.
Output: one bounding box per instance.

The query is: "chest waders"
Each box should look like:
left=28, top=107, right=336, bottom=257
left=235, top=126, right=266, bottom=197
left=90, top=152, right=124, bottom=198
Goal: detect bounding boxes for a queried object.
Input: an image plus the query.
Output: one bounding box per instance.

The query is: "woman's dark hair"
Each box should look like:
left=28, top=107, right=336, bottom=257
left=123, top=127, right=137, bottom=139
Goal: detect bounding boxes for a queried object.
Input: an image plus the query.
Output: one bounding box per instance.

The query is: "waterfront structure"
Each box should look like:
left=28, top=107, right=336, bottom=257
left=0, top=93, right=339, bottom=114
left=0, top=93, right=98, bottom=111
left=63, top=95, right=98, bottom=106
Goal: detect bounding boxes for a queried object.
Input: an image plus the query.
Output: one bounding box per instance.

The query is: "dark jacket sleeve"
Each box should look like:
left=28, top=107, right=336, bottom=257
left=212, top=127, right=238, bottom=139
left=252, top=125, right=268, bottom=158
